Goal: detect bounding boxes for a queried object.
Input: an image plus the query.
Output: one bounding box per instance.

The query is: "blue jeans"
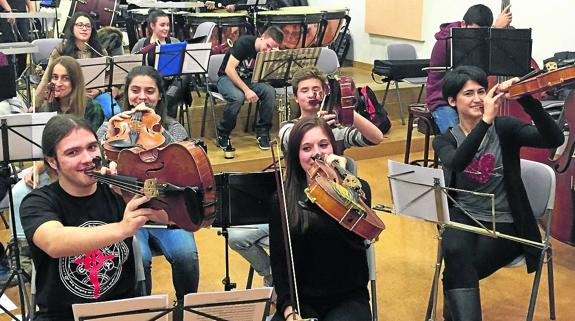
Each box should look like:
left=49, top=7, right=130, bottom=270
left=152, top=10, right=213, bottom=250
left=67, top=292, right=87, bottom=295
left=228, top=224, right=271, bottom=277
left=216, top=76, right=276, bottom=138
left=431, top=105, right=459, bottom=134
left=136, top=227, right=199, bottom=299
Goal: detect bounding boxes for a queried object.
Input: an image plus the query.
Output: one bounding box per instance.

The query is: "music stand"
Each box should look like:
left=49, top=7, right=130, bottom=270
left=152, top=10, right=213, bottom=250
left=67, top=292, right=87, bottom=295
left=77, top=56, right=108, bottom=90
left=387, top=160, right=547, bottom=321
left=212, top=171, right=278, bottom=291
left=0, top=112, right=57, bottom=321
left=107, top=54, right=143, bottom=116
left=252, top=48, right=321, bottom=85
left=73, top=294, right=170, bottom=321
left=450, top=27, right=532, bottom=76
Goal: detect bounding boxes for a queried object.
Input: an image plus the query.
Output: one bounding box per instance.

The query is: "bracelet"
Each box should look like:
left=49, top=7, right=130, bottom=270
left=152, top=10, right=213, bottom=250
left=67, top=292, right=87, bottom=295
left=284, top=312, right=295, bottom=320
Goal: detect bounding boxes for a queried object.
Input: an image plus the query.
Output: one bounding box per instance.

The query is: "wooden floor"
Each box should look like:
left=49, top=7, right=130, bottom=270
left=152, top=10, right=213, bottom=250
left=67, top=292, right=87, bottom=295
left=0, top=66, right=574, bottom=320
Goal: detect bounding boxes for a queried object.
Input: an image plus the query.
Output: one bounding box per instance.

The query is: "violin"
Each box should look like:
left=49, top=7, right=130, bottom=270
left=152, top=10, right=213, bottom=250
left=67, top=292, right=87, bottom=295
left=507, top=65, right=575, bottom=98
left=304, top=155, right=385, bottom=240
left=325, top=75, right=356, bottom=127
left=103, top=104, right=166, bottom=161
left=89, top=140, right=217, bottom=232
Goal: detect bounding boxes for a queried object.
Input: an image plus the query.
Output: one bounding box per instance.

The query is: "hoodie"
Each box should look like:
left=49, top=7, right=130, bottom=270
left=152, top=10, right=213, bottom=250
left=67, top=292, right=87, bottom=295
left=425, top=21, right=462, bottom=112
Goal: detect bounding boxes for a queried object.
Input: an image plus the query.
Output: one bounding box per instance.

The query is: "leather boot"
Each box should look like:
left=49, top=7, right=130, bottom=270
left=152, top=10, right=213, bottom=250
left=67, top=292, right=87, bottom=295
left=446, top=288, right=482, bottom=321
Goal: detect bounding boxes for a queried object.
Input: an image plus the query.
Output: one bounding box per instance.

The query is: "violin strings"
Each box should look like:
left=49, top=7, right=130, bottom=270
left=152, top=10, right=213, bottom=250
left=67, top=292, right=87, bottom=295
left=91, top=173, right=147, bottom=195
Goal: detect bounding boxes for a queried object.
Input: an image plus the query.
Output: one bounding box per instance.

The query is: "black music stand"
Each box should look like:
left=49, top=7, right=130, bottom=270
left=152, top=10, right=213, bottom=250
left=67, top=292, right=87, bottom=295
left=450, top=27, right=532, bottom=76
left=212, top=171, right=278, bottom=291
left=0, top=112, right=57, bottom=321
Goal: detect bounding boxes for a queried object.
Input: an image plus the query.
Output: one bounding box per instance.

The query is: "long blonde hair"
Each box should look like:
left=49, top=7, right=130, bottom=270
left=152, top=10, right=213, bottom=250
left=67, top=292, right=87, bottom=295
left=43, top=56, right=87, bottom=117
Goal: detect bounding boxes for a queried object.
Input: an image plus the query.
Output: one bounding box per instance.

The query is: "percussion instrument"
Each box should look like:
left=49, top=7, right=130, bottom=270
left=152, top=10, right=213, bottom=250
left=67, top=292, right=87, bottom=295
left=68, top=0, right=119, bottom=28
left=0, top=12, right=58, bottom=19
left=256, top=9, right=322, bottom=49
left=185, top=12, right=248, bottom=51
left=126, top=0, right=205, bottom=9
left=279, top=6, right=349, bottom=46
left=0, top=42, right=39, bottom=55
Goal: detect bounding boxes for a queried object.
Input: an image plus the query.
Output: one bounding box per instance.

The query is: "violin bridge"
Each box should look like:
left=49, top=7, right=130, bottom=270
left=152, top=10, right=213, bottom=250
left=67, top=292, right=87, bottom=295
left=143, top=178, right=161, bottom=198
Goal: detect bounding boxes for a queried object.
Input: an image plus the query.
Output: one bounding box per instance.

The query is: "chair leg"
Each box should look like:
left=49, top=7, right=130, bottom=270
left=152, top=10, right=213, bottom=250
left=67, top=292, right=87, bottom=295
left=210, top=95, right=219, bottom=139
left=244, top=103, right=252, bottom=133
left=381, top=81, right=391, bottom=107
left=417, top=84, right=425, bottom=103
left=547, top=247, right=556, bottom=320
left=404, top=112, right=414, bottom=164
left=394, top=80, right=405, bottom=125
left=201, top=94, right=209, bottom=137
left=246, top=266, right=254, bottom=290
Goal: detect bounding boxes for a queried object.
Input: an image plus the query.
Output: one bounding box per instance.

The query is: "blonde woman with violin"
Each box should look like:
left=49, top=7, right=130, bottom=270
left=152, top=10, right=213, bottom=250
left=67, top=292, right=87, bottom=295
left=432, top=66, right=564, bottom=321
left=96, top=66, right=198, bottom=319
left=269, top=117, right=373, bottom=321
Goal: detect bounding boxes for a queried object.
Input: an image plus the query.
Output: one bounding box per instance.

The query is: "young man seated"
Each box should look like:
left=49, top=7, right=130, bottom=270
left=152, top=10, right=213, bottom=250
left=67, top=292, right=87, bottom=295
left=216, top=26, right=284, bottom=150
left=20, top=115, right=167, bottom=321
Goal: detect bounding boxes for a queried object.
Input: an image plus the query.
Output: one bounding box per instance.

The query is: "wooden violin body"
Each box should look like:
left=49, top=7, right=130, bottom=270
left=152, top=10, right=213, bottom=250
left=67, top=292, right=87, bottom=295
left=304, top=158, right=385, bottom=240
left=114, top=141, right=216, bottom=232
left=327, top=75, right=356, bottom=126
left=508, top=65, right=575, bottom=98
left=104, top=109, right=166, bottom=161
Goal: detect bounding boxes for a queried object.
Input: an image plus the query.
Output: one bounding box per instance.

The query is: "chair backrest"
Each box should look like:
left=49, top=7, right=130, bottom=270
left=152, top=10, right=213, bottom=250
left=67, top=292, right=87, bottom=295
left=207, top=54, right=225, bottom=84
left=316, top=47, right=340, bottom=75
left=193, top=22, right=217, bottom=41
left=387, top=43, right=418, bottom=60
left=520, top=159, right=556, bottom=218
left=31, top=38, right=63, bottom=65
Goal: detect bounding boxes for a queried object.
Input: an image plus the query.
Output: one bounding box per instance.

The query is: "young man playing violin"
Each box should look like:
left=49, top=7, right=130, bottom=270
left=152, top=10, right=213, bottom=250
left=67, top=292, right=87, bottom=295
left=279, top=66, right=384, bottom=154
left=227, top=66, right=384, bottom=291
left=20, top=115, right=167, bottom=321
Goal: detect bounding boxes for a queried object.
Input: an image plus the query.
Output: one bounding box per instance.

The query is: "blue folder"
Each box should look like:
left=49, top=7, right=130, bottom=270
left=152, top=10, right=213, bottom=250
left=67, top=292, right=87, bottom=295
left=155, top=42, right=187, bottom=77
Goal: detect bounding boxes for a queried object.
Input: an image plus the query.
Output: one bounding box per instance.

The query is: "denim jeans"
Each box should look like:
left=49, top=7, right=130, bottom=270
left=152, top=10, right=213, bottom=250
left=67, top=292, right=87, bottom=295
left=136, top=227, right=199, bottom=299
left=10, top=169, right=52, bottom=240
left=431, top=105, right=459, bottom=134
left=228, top=224, right=271, bottom=277
left=216, top=76, right=276, bottom=138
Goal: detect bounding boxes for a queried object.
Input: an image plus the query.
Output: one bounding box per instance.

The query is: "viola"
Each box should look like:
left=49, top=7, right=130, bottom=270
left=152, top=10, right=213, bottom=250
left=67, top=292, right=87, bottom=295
left=103, top=105, right=166, bottom=161
left=304, top=155, right=385, bottom=240
left=507, top=65, right=575, bottom=98
left=326, top=75, right=356, bottom=126
left=90, top=140, right=217, bottom=232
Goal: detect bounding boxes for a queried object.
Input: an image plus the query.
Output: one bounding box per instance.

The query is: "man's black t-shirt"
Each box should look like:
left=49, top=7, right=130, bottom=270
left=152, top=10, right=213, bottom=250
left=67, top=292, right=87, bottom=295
left=218, top=35, right=257, bottom=77
left=20, top=182, right=136, bottom=321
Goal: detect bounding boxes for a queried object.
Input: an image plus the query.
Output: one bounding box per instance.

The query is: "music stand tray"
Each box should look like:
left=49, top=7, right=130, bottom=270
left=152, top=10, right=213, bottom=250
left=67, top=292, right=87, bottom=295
left=251, top=48, right=322, bottom=84
left=183, top=288, right=273, bottom=321
left=73, top=294, right=170, bottom=321
left=0, top=112, right=57, bottom=162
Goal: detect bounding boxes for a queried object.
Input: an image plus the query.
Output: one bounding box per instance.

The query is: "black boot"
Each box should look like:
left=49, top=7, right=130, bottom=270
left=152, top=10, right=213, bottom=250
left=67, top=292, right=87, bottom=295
left=446, top=288, right=482, bottom=321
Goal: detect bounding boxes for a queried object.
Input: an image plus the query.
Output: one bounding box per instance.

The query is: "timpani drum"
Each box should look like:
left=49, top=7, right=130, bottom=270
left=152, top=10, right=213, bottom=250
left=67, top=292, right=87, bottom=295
left=256, top=9, right=323, bottom=49
left=186, top=12, right=249, bottom=52
left=68, top=0, right=119, bottom=28
left=279, top=6, right=349, bottom=46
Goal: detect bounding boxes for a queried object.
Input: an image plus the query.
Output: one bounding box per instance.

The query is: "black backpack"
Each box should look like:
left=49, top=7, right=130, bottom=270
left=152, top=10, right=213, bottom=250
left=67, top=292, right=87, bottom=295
left=356, top=85, right=391, bottom=134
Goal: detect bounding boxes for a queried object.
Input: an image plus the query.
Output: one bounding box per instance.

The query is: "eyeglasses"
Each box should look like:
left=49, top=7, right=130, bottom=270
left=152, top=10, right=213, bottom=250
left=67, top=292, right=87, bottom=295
left=74, top=22, right=92, bottom=30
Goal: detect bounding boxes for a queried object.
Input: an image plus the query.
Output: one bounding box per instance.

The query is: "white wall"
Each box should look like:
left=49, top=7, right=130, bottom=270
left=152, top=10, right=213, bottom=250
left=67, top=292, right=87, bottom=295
left=308, top=0, right=575, bottom=66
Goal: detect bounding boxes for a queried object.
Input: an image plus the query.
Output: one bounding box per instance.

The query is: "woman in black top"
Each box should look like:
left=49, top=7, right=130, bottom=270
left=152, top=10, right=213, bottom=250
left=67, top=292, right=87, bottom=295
left=269, top=117, right=372, bottom=321
left=432, top=66, right=564, bottom=321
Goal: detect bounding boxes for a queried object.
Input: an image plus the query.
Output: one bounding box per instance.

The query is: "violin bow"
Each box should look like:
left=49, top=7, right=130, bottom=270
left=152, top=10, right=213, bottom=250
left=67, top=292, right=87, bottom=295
left=270, top=140, right=302, bottom=319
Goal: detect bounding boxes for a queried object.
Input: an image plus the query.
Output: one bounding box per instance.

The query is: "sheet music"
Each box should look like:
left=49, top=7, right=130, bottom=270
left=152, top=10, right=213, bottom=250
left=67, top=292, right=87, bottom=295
left=252, top=48, right=321, bottom=83
left=77, top=57, right=109, bottom=89
left=182, top=43, right=211, bottom=74
left=0, top=112, right=56, bottom=162
left=110, top=54, right=143, bottom=86
left=183, top=288, right=272, bottom=321
left=155, top=42, right=187, bottom=77
left=72, top=294, right=169, bottom=321
left=388, top=160, right=451, bottom=223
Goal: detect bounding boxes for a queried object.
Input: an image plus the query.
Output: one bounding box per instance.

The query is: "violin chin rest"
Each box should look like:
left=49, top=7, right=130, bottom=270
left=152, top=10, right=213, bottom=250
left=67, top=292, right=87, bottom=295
left=108, top=139, right=136, bottom=149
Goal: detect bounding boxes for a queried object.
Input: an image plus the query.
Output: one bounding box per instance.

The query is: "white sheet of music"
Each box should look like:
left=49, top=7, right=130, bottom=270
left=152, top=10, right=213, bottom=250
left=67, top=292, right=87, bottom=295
left=72, top=294, right=169, bottom=321
left=182, top=43, right=211, bottom=74
left=77, top=56, right=109, bottom=90
left=183, top=287, right=273, bottom=321
left=111, top=54, right=143, bottom=86
left=0, top=112, right=56, bottom=162
left=388, top=160, right=451, bottom=224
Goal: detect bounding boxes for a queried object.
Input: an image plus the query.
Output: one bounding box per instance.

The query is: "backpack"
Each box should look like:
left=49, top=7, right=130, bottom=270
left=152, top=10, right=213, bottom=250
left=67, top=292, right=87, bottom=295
left=356, top=86, right=391, bottom=134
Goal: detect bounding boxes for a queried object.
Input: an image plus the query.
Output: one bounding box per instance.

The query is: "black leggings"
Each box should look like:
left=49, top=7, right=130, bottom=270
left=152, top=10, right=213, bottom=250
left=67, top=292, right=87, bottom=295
left=441, top=208, right=523, bottom=290
left=271, top=296, right=372, bottom=321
